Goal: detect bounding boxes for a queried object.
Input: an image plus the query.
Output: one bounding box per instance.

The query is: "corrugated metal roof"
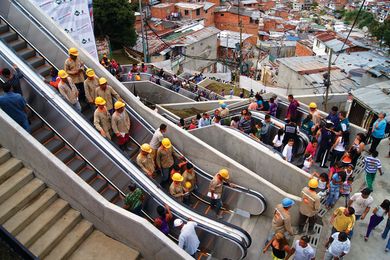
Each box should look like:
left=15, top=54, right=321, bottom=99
left=218, top=30, right=253, bottom=48
left=352, top=81, right=390, bottom=119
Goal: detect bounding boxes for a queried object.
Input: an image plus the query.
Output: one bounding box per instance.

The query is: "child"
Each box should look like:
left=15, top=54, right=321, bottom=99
left=344, top=164, right=354, bottom=179
left=282, top=139, right=294, bottom=162
left=312, top=172, right=329, bottom=198
left=340, top=176, right=354, bottom=207
left=325, top=173, right=342, bottom=209
left=302, top=153, right=313, bottom=173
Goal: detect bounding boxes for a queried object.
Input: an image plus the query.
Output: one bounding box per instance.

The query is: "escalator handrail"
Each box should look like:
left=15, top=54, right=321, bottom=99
left=26, top=104, right=126, bottom=198
left=0, top=26, right=249, bottom=256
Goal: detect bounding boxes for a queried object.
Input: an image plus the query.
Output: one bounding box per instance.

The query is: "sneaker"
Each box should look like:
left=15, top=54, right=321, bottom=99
left=385, top=248, right=389, bottom=252
left=364, top=236, right=368, bottom=241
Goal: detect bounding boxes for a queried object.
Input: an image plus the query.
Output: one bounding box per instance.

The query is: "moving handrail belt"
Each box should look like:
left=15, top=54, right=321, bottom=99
left=0, top=17, right=249, bottom=260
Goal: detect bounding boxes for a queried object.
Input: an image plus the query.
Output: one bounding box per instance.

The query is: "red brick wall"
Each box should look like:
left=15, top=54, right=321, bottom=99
left=151, top=4, right=175, bottom=20
left=295, top=41, right=314, bottom=56
left=275, top=10, right=289, bottom=20
left=259, top=0, right=276, bottom=11
left=214, top=12, right=259, bottom=35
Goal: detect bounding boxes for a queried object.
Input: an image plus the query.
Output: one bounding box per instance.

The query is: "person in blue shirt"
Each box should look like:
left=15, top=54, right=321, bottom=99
left=1, top=65, right=24, bottom=95
left=369, top=112, right=387, bottom=154
left=0, top=83, right=31, bottom=133
left=326, top=106, right=340, bottom=128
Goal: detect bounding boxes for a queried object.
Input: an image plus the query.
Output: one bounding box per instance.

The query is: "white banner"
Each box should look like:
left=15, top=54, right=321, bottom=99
left=31, top=0, right=98, bottom=60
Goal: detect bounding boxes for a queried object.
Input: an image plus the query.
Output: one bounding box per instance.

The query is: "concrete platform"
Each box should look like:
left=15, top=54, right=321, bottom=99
left=69, top=230, right=140, bottom=260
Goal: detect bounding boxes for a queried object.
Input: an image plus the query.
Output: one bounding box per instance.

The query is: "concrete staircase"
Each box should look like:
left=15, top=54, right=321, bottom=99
left=0, top=147, right=140, bottom=260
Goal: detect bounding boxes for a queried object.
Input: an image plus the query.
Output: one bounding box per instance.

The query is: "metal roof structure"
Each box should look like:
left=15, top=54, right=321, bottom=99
left=218, top=30, right=253, bottom=48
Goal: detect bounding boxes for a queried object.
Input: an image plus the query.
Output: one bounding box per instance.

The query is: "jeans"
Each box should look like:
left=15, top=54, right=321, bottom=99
left=317, top=147, right=331, bottom=167
left=349, top=215, right=361, bottom=238
left=382, top=218, right=390, bottom=239
left=211, top=198, right=222, bottom=215
left=325, top=187, right=340, bottom=207
left=340, top=194, right=350, bottom=207
left=365, top=214, right=384, bottom=238
left=324, top=250, right=344, bottom=260
left=75, top=82, right=86, bottom=103
left=365, top=172, right=376, bottom=191
left=298, top=212, right=316, bottom=232
left=72, top=101, right=82, bottom=113
left=20, top=119, right=32, bottom=133
left=161, top=167, right=171, bottom=184
left=369, top=136, right=382, bottom=153
left=130, top=204, right=143, bottom=216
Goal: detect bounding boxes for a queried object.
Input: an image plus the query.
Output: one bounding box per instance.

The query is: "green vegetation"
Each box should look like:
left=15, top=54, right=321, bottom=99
left=93, top=0, right=137, bottom=49
left=165, top=108, right=207, bottom=118
left=111, top=49, right=139, bottom=65
left=343, top=10, right=390, bottom=49
left=206, top=82, right=250, bottom=97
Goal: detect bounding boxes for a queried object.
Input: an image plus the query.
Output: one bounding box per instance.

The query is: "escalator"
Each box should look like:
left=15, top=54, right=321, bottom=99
left=0, top=9, right=262, bottom=259
left=0, top=41, right=251, bottom=260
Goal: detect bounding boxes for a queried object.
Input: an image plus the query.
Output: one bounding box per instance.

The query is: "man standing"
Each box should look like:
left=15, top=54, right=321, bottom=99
left=1, top=65, right=23, bottom=95
left=286, top=236, right=315, bottom=260
left=0, top=83, right=30, bottom=132
left=326, top=106, right=340, bottom=129
left=174, top=219, right=200, bottom=258
left=111, top=101, right=131, bottom=151
left=198, top=113, right=211, bottom=128
left=261, top=115, right=273, bottom=144
left=156, top=138, right=175, bottom=185
left=298, top=179, right=320, bottom=234
left=95, top=77, right=121, bottom=114
left=123, top=183, right=143, bottom=216
left=150, top=124, right=167, bottom=161
left=369, top=112, right=387, bottom=153
left=324, top=232, right=351, bottom=260
left=330, top=207, right=355, bottom=236
left=136, top=143, right=155, bottom=178
left=64, top=47, right=85, bottom=102
left=363, top=151, right=383, bottom=191
left=308, top=102, right=321, bottom=128
left=316, top=121, right=335, bottom=168
left=272, top=198, right=295, bottom=238
left=208, top=169, right=235, bottom=219
left=238, top=112, right=254, bottom=134
left=286, top=94, right=299, bottom=123
left=84, top=68, right=98, bottom=105
left=93, top=97, right=112, bottom=139
left=348, top=188, right=373, bottom=220
left=57, top=70, right=81, bottom=112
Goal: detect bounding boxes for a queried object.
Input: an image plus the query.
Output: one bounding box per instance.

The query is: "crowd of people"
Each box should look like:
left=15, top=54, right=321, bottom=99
left=1, top=50, right=389, bottom=259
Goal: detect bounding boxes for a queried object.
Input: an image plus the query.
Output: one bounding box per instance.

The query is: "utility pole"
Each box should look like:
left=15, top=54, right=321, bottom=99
left=237, top=0, right=243, bottom=85
left=138, top=0, right=147, bottom=63
left=324, top=49, right=332, bottom=112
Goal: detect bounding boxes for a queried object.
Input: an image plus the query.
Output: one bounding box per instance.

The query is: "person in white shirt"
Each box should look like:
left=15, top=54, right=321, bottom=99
left=282, top=139, right=294, bottom=162
left=348, top=188, right=374, bottom=220
left=324, top=232, right=350, bottom=260
left=273, top=128, right=285, bottom=153
left=174, top=219, right=200, bottom=257
left=286, top=236, right=315, bottom=260
left=150, top=124, right=167, bottom=161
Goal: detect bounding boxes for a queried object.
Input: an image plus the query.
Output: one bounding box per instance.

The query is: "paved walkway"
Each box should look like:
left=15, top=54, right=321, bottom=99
left=315, top=139, right=390, bottom=260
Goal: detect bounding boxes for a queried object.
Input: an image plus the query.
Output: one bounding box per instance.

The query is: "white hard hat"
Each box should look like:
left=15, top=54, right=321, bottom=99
left=174, top=218, right=184, bottom=227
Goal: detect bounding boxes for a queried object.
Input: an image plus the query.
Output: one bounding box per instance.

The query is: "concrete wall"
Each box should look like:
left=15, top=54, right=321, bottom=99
left=183, top=33, right=218, bottom=72
left=123, top=81, right=194, bottom=104
left=191, top=125, right=310, bottom=197
left=12, top=0, right=301, bottom=220
left=0, top=111, right=190, bottom=260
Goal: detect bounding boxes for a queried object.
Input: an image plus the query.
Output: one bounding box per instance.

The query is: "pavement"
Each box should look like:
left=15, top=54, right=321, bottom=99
left=314, top=138, right=390, bottom=260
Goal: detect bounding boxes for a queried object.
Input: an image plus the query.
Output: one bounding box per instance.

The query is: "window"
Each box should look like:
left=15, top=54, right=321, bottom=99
left=205, top=10, right=208, bottom=14
left=250, top=18, right=254, bottom=23
left=196, top=8, right=200, bottom=16
left=325, top=46, right=330, bottom=54
left=315, top=39, right=320, bottom=47
left=221, top=13, right=224, bottom=16
left=184, top=10, right=189, bottom=16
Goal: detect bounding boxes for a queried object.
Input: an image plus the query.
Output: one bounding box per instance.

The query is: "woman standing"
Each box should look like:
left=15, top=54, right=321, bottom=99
left=364, top=199, right=390, bottom=241
left=263, top=232, right=292, bottom=260
left=349, top=133, right=366, bottom=166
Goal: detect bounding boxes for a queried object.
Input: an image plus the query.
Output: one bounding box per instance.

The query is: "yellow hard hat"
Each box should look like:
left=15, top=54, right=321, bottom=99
left=218, top=169, right=229, bottom=179
left=184, top=181, right=192, bottom=189
left=309, top=102, right=317, bottom=109
left=308, top=178, right=318, bottom=189
left=161, top=138, right=172, bottom=149
left=99, top=77, right=107, bottom=85
left=141, top=143, right=152, bottom=153
left=114, top=100, right=125, bottom=110
left=86, top=68, right=95, bottom=77
left=68, top=47, right=79, bottom=56
left=58, top=70, right=68, bottom=79
left=95, top=96, right=106, bottom=106
left=172, top=172, right=184, bottom=182
left=218, top=100, right=224, bottom=104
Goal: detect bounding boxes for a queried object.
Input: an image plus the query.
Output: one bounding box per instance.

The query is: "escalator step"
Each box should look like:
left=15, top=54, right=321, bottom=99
left=83, top=107, right=94, bottom=122
left=17, top=48, right=35, bottom=60
left=26, top=56, right=45, bottom=68
left=30, top=118, right=43, bottom=133
left=66, top=157, right=86, bottom=173
left=114, top=197, right=125, bottom=208
left=0, top=31, right=17, bottom=42
left=9, top=39, right=26, bottom=51
left=33, top=127, right=54, bottom=143
left=55, top=147, right=75, bottom=163
left=36, top=64, right=51, bottom=77
left=90, top=177, right=107, bottom=193
left=44, top=138, right=64, bottom=153
left=0, top=24, right=8, bottom=34
left=78, top=167, right=97, bottom=183
left=101, top=187, right=118, bottom=202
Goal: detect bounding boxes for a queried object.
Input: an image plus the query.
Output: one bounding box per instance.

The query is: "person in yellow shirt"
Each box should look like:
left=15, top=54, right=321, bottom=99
left=95, top=77, right=121, bottom=114
left=93, top=97, right=112, bottom=140
left=84, top=68, right=98, bottom=105
left=330, top=207, right=356, bottom=236
left=111, top=101, right=131, bottom=151
left=298, top=179, right=320, bottom=234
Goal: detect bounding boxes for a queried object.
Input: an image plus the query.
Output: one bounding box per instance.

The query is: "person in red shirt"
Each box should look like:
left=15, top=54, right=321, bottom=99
left=305, top=138, right=318, bottom=159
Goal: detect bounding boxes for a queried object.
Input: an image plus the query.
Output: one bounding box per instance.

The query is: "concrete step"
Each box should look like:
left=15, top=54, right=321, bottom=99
left=29, top=209, right=82, bottom=258
left=44, top=220, right=94, bottom=260
left=0, top=147, right=11, bottom=164
left=0, top=178, right=45, bottom=224
left=0, top=157, right=23, bottom=184
left=0, top=168, right=34, bottom=204
left=16, top=199, right=69, bottom=247
left=69, top=230, right=140, bottom=260
left=3, top=188, right=58, bottom=236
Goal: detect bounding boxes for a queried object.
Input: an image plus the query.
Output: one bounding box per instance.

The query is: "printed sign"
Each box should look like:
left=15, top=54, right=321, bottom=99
left=31, top=0, right=98, bottom=60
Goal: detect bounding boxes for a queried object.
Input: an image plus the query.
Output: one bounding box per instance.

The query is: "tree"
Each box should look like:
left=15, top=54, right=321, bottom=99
left=93, top=0, right=137, bottom=49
